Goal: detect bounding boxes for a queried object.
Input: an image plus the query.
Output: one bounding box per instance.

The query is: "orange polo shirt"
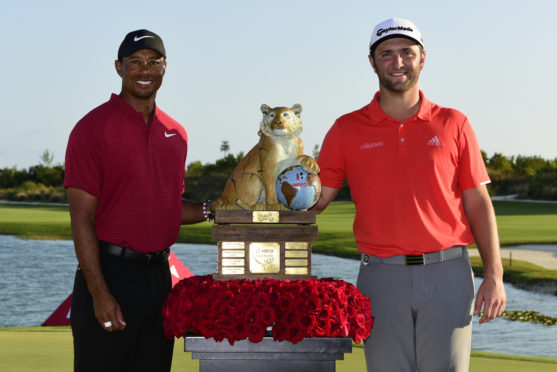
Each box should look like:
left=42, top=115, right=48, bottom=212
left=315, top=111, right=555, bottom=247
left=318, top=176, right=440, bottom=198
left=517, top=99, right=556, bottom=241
left=318, top=91, right=490, bottom=257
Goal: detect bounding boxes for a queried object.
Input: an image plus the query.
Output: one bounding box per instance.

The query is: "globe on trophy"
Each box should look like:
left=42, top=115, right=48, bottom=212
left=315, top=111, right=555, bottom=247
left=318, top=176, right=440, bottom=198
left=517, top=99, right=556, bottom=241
left=276, top=165, right=321, bottom=211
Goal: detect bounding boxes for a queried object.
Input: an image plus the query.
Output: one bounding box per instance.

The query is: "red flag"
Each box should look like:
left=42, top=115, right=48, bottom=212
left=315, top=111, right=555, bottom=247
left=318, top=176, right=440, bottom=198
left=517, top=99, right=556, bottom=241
left=168, top=251, right=193, bottom=286
left=42, top=293, right=72, bottom=326
left=42, top=251, right=193, bottom=326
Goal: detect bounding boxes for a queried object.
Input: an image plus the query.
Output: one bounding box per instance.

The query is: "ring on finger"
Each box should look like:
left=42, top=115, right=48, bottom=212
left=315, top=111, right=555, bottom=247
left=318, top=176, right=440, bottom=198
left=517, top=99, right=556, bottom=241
left=104, top=321, right=112, bottom=328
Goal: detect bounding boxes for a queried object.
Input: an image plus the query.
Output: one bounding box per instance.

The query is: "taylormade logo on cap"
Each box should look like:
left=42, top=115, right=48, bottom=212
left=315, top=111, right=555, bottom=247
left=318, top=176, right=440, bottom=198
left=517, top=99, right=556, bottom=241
left=369, top=18, right=424, bottom=54
left=376, top=26, right=414, bottom=37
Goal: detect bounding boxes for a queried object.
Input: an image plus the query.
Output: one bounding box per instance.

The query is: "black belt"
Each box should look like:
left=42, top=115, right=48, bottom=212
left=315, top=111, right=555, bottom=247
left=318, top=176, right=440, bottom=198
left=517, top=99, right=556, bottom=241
left=361, top=246, right=466, bottom=266
left=99, top=241, right=170, bottom=265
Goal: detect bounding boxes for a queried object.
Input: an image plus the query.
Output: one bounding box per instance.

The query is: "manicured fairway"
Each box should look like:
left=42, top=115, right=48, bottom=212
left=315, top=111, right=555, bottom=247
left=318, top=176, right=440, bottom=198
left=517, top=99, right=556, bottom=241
left=0, top=203, right=72, bottom=239
left=1, top=327, right=556, bottom=372
left=3, top=201, right=557, bottom=251
left=314, top=200, right=557, bottom=258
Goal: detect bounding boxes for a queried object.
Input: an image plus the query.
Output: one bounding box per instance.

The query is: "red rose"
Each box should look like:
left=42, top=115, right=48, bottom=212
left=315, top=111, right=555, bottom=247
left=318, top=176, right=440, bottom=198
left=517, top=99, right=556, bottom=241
left=338, top=308, right=348, bottom=325
left=334, top=286, right=347, bottom=303
left=233, top=294, right=251, bottom=309
left=300, top=281, right=319, bottom=299
left=260, top=306, right=276, bottom=326
left=338, top=322, right=350, bottom=338
left=256, top=291, right=271, bottom=307
left=230, top=305, right=246, bottom=321
left=278, top=292, right=295, bottom=311
left=314, top=317, right=331, bottom=337
left=272, top=322, right=288, bottom=342
left=353, top=327, right=369, bottom=344
left=239, top=282, right=255, bottom=296
left=244, top=306, right=262, bottom=324
left=297, top=314, right=316, bottom=331
left=318, top=305, right=332, bottom=321
left=233, top=321, right=248, bottom=341
left=286, top=324, right=306, bottom=344
left=197, top=319, right=217, bottom=338
left=306, top=295, right=322, bottom=312
left=213, top=327, right=235, bottom=344
left=221, top=290, right=235, bottom=303
left=353, top=313, right=367, bottom=329
left=329, top=321, right=340, bottom=337
left=247, top=322, right=266, bottom=343
left=216, top=316, right=235, bottom=330
left=162, top=275, right=374, bottom=344
left=281, top=311, right=298, bottom=325
left=292, top=297, right=309, bottom=314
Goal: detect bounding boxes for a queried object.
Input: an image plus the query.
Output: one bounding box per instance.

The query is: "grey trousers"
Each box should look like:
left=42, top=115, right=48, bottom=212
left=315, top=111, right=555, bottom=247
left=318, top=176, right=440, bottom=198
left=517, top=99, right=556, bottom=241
left=356, top=250, right=474, bottom=372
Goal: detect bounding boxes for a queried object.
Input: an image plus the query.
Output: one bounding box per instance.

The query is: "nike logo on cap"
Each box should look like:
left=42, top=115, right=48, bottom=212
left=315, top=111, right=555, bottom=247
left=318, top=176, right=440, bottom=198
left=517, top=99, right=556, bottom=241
left=134, top=35, right=155, bottom=42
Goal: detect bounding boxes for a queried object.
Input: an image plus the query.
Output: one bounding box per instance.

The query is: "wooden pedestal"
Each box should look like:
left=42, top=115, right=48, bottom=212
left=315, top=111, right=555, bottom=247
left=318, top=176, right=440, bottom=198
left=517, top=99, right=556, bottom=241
left=212, top=210, right=318, bottom=280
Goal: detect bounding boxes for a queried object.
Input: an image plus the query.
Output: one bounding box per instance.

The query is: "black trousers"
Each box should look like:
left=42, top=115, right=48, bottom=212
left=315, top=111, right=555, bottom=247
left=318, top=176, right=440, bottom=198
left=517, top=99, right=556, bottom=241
left=71, top=249, right=174, bottom=372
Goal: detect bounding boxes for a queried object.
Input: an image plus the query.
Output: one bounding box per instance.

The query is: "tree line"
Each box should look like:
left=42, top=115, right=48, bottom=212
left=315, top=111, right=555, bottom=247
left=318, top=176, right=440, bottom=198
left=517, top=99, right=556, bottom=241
left=1, top=151, right=556, bottom=203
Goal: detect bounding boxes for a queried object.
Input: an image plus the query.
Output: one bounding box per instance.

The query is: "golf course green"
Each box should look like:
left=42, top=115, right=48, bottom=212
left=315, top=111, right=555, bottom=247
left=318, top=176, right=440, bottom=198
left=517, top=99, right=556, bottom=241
left=1, top=327, right=556, bottom=372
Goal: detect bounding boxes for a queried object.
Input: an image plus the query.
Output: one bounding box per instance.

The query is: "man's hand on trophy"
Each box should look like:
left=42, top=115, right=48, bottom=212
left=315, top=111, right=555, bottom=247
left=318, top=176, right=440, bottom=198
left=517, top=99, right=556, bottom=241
left=297, top=155, right=320, bottom=175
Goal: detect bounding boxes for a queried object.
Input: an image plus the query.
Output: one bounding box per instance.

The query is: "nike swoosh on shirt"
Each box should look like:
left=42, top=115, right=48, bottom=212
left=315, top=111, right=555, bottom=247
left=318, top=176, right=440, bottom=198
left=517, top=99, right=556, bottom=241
left=134, top=35, right=155, bottom=42
left=165, top=132, right=177, bottom=138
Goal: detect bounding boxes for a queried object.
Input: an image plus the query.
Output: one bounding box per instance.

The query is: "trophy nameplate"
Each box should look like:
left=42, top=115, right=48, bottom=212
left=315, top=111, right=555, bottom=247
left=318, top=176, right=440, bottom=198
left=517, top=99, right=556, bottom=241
left=285, top=250, right=308, bottom=258
left=252, top=211, right=280, bottom=223
left=213, top=211, right=317, bottom=280
left=222, top=241, right=245, bottom=249
left=222, top=250, right=245, bottom=258
left=221, top=267, right=245, bottom=275
left=285, top=267, right=308, bottom=275
left=250, top=242, right=280, bottom=273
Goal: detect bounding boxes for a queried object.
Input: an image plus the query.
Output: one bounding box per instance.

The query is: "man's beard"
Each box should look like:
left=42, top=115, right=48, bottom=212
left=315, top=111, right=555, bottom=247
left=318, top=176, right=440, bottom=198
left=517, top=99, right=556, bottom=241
left=377, top=70, right=419, bottom=92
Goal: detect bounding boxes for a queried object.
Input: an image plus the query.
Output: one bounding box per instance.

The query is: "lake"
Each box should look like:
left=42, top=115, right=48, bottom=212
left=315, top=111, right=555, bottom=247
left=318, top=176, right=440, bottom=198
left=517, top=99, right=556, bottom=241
left=0, top=235, right=556, bottom=358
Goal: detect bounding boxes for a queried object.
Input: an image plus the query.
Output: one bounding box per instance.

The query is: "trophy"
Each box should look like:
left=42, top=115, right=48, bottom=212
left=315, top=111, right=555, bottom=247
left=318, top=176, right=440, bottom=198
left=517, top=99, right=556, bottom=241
left=210, top=104, right=321, bottom=280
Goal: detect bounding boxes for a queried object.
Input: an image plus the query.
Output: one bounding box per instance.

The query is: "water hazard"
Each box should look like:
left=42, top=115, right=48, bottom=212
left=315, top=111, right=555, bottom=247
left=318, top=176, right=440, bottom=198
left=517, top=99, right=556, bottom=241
left=0, top=235, right=556, bottom=358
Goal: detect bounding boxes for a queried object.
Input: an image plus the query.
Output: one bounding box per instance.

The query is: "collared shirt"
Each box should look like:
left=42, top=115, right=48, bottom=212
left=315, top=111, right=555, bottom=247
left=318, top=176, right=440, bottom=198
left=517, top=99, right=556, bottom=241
left=318, top=91, right=489, bottom=257
left=65, top=94, right=188, bottom=252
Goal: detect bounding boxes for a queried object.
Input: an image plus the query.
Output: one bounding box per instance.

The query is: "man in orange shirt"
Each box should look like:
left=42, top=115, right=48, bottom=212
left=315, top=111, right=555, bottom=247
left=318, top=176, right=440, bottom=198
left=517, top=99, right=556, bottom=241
left=314, top=18, right=506, bottom=371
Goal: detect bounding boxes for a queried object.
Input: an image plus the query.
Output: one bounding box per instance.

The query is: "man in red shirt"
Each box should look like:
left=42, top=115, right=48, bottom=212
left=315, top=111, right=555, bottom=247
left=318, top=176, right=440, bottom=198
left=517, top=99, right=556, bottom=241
left=65, top=29, right=213, bottom=372
left=314, top=18, right=506, bottom=371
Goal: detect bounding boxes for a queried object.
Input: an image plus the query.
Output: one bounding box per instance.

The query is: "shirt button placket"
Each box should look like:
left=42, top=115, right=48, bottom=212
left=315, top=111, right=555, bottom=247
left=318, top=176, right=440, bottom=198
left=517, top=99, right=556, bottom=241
left=399, top=122, right=408, bottom=153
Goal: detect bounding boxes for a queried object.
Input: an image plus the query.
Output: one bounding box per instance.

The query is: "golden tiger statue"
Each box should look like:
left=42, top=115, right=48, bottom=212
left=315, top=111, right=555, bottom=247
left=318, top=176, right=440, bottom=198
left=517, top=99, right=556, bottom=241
left=211, top=103, right=320, bottom=211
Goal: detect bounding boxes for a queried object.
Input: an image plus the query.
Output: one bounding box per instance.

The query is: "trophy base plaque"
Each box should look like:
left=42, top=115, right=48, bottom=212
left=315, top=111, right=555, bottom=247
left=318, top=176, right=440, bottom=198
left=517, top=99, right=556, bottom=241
left=212, top=210, right=318, bottom=280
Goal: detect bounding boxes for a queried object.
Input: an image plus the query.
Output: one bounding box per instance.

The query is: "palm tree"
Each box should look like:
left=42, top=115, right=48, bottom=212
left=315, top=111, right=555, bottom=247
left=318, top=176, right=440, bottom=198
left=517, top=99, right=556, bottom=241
left=220, top=141, right=230, bottom=158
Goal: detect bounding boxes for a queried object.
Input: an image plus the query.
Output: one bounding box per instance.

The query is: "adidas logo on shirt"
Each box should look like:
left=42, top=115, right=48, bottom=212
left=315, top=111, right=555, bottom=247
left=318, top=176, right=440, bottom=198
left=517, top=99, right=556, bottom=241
left=427, top=136, right=442, bottom=147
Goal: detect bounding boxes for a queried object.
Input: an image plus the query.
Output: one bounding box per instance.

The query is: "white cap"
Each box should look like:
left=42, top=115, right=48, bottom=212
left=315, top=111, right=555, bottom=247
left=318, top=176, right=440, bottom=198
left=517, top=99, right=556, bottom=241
left=369, top=18, right=424, bottom=53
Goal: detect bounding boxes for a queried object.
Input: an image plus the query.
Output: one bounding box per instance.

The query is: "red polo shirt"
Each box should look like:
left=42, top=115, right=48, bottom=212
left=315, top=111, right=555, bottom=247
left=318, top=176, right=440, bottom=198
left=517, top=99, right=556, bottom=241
left=65, top=94, right=188, bottom=252
left=318, top=91, right=489, bottom=257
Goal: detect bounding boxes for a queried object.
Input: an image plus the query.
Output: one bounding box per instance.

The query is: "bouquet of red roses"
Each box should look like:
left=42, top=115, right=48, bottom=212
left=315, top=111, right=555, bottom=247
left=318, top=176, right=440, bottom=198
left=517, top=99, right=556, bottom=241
left=162, top=275, right=373, bottom=345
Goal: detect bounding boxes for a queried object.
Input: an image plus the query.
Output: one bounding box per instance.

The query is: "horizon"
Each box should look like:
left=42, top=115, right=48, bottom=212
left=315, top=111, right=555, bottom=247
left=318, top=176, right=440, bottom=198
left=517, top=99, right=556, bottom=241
left=1, top=148, right=555, bottom=171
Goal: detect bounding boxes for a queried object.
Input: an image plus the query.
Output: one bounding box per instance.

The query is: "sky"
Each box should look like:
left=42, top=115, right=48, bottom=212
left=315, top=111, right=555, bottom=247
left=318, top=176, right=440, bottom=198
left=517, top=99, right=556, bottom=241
left=1, top=0, right=556, bottom=169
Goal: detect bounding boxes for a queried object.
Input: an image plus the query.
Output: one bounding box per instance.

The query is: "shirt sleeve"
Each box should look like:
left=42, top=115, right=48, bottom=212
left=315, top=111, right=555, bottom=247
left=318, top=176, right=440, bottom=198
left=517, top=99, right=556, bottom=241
left=64, top=118, right=103, bottom=197
left=458, top=118, right=490, bottom=190
left=317, top=121, right=347, bottom=189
